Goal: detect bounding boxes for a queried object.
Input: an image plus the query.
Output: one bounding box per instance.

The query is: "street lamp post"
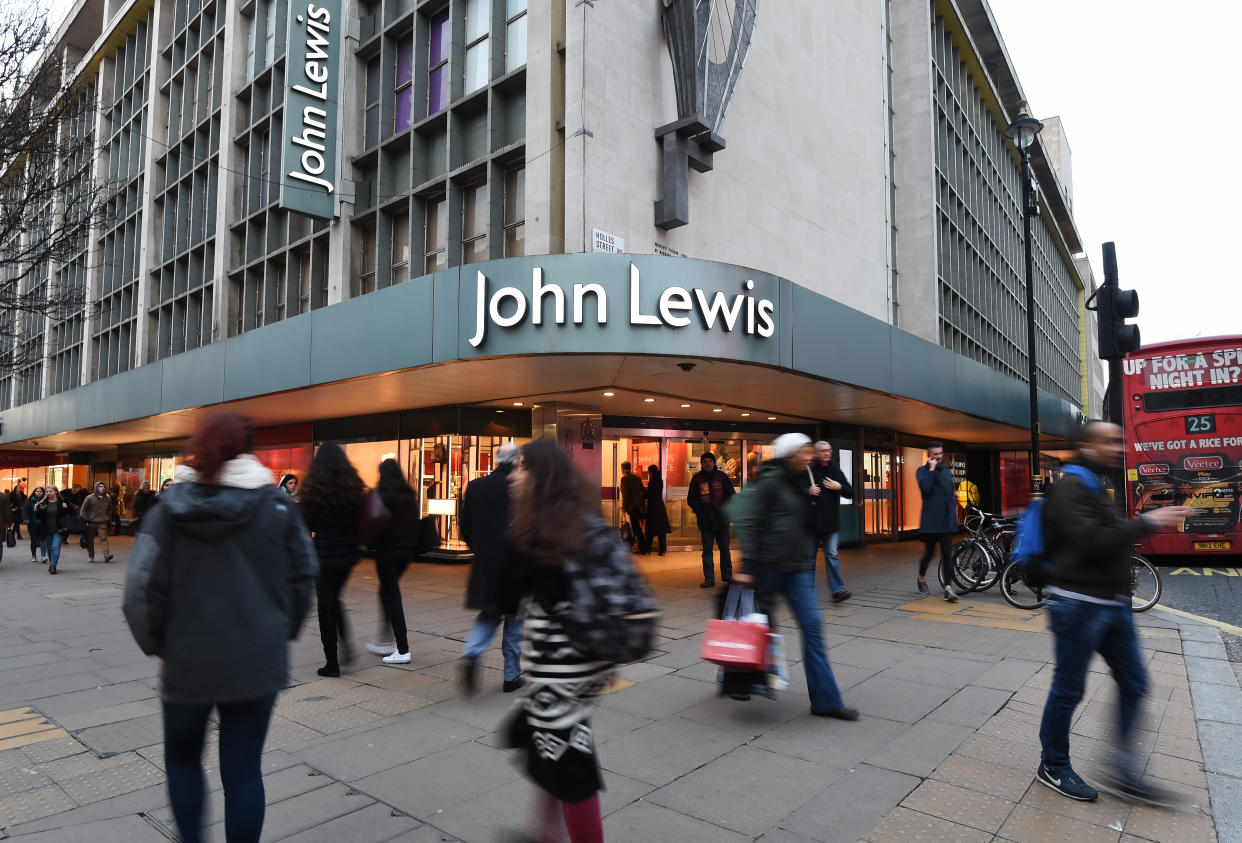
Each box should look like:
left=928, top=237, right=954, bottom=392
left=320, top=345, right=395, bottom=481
left=1006, top=104, right=1045, bottom=496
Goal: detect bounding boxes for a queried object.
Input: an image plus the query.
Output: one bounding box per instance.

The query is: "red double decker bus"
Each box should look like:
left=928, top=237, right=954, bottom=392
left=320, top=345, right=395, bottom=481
left=1122, top=336, right=1242, bottom=557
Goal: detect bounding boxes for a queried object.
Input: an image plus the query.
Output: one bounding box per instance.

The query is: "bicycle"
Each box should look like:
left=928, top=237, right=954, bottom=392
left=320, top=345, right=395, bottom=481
left=949, top=505, right=1016, bottom=594
left=998, top=552, right=1162, bottom=612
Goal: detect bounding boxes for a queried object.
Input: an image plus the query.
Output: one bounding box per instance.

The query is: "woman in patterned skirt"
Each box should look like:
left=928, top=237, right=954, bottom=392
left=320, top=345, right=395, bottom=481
left=503, top=439, right=612, bottom=843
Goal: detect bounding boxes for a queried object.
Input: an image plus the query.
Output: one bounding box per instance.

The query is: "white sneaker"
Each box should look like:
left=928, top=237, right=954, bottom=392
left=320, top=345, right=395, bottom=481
left=382, top=650, right=411, bottom=665
left=365, top=641, right=396, bottom=656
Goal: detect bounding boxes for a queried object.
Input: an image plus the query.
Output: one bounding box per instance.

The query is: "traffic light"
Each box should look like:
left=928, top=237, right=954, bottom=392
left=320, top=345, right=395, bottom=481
left=1097, top=284, right=1140, bottom=360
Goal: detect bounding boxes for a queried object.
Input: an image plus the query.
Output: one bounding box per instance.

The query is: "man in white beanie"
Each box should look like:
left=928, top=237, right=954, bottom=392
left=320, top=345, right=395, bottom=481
left=734, top=433, right=858, bottom=720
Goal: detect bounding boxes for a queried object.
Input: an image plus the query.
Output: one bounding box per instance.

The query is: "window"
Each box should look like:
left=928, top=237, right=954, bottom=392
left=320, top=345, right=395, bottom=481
left=257, top=131, right=270, bottom=208
left=424, top=194, right=447, bottom=273
left=503, top=166, right=524, bottom=256
left=263, top=0, right=276, bottom=67
left=391, top=211, right=409, bottom=284
left=464, top=0, right=490, bottom=94
left=364, top=57, right=381, bottom=148
left=245, top=14, right=256, bottom=78
left=394, top=36, right=413, bottom=134
left=462, top=182, right=487, bottom=264
left=297, top=249, right=311, bottom=310
left=428, top=11, right=449, bottom=115
left=359, top=225, right=377, bottom=294
left=505, top=0, right=527, bottom=73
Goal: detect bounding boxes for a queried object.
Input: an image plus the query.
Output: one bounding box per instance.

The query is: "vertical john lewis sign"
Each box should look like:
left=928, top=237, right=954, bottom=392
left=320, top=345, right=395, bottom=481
left=280, top=0, right=342, bottom=220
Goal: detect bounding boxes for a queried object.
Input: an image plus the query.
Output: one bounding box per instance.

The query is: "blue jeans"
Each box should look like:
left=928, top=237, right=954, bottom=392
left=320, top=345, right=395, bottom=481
left=753, top=567, right=845, bottom=712
left=40, top=532, right=62, bottom=568
left=812, top=531, right=845, bottom=594
left=462, top=613, right=523, bottom=681
left=1039, top=596, right=1147, bottom=771
left=163, top=696, right=276, bottom=843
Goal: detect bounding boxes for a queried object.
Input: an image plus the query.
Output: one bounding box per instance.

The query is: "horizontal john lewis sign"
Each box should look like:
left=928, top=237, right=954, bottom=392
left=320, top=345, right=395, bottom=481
left=468, top=262, right=775, bottom=348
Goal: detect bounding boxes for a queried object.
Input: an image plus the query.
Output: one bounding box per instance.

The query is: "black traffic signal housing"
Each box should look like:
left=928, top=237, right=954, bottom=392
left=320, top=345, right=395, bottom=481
left=1097, top=285, right=1140, bottom=360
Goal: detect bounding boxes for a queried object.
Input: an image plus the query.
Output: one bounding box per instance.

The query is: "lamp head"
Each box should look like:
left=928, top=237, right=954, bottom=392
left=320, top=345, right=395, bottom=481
left=1005, top=104, right=1044, bottom=150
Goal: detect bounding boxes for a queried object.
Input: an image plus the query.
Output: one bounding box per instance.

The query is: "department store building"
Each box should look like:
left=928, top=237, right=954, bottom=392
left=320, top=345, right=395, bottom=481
left=0, top=0, right=1105, bottom=549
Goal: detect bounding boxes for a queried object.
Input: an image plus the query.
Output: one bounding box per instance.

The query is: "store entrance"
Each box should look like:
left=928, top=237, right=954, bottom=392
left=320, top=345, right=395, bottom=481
left=863, top=449, right=896, bottom=540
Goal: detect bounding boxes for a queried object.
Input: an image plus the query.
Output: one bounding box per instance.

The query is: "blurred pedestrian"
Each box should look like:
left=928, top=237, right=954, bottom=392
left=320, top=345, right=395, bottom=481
left=688, top=452, right=735, bottom=587
left=10, top=482, right=26, bottom=540
left=458, top=442, right=524, bottom=695
left=21, top=486, right=46, bottom=563
left=643, top=465, right=671, bottom=556
left=1036, top=420, right=1190, bottom=805
left=365, top=459, right=419, bottom=665
left=123, top=413, right=317, bottom=843
left=502, top=439, right=614, bottom=843
left=131, top=481, right=155, bottom=532
left=619, top=461, right=646, bottom=554
left=80, top=481, right=115, bottom=563
left=35, top=487, right=72, bottom=574
left=279, top=474, right=300, bottom=501
left=915, top=442, right=958, bottom=601
left=300, top=444, right=365, bottom=678
left=808, top=441, right=853, bottom=602
left=734, top=433, right=858, bottom=721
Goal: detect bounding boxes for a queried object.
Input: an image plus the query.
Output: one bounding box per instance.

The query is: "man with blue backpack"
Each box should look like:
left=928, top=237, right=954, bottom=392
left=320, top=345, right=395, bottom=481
left=1034, top=420, right=1188, bottom=805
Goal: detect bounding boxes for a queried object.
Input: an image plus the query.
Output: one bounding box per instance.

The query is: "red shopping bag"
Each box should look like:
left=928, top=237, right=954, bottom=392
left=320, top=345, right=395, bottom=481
left=700, top=586, right=770, bottom=670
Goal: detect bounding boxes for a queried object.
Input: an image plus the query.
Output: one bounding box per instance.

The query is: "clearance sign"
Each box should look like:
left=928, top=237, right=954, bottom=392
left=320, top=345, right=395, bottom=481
left=280, top=0, right=342, bottom=220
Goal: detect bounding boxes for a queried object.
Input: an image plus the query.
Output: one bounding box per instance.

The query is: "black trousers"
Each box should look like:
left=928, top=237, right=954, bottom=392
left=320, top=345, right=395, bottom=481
left=700, top=526, right=733, bottom=583
left=918, top=533, right=954, bottom=589
left=316, top=562, right=355, bottom=668
left=626, top=508, right=646, bottom=553
left=374, top=549, right=410, bottom=653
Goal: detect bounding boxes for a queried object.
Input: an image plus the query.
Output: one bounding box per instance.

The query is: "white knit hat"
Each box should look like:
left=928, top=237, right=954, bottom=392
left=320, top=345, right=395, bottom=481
left=770, top=432, right=812, bottom=460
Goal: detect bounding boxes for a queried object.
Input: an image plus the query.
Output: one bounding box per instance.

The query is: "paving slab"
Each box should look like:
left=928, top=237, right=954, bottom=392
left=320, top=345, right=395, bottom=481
left=295, top=713, right=484, bottom=781
left=865, top=719, right=975, bottom=778
left=0, top=813, right=167, bottom=841
left=1186, top=655, right=1239, bottom=686
left=598, top=714, right=745, bottom=787
left=779, top=763, right=920, bottom=843
left=926, top=684, right=1014, bottom=728
left=753, top=710, right=908, bottom=768
left=603, top=799, right=751, bottom=842
left=354, top=740, right=522, bottom=819
left=837, top=675, right=956, bottom=723
left=1206, top=771, right=1242, bottom=843
left=1199, top=720, right=1242, bottom=779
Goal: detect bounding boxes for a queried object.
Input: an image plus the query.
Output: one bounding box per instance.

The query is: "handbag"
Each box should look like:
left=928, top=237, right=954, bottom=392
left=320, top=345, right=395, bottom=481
left=4, top=527, right=14, bottom=548
left=700, top=586, right=770, bottom=671
left=417, top=514, right=441, bottom=553
left=357, top=489, right=392, bottom=545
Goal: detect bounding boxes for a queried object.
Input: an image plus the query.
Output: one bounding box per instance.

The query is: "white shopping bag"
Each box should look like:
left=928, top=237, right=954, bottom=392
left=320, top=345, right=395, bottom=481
left=767, top=633, right=789, bottom=691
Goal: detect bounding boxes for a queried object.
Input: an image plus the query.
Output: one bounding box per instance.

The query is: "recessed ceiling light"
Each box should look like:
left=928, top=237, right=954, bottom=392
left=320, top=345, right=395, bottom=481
left=740, top=412, right=750, bottom=417
left=680, top=403, right=691, bottom=408
left=767, top=416, right=776, bottom=420
left=496, top=410, right=504, bottom=414
left=603, top=391, right=615, bottom=397
left=643, top=398, right=655, bottom=403
left=512, top=402, right=523, bottom=406
left=712, top=408, right=723, bottom=413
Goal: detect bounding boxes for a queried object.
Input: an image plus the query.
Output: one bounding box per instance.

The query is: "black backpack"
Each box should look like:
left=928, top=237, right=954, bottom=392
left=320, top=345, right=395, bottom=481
left=561, top=516, right=659, bottom=663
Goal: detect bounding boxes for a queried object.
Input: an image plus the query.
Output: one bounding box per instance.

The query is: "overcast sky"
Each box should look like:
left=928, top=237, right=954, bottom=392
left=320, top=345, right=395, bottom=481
left=987, top=0, right=1241, bottom=346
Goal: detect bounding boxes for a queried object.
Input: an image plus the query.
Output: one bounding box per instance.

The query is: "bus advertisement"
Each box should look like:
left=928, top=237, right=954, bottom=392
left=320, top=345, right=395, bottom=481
left=1122, top=336, right=1242, bottom=556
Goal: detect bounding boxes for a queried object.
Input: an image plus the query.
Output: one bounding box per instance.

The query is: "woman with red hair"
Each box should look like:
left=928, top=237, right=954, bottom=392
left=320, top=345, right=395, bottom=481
left=123, top=414, right=317, bottom=843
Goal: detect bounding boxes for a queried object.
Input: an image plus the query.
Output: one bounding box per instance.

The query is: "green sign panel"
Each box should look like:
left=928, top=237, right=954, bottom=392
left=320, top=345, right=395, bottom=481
left=280, top=0, right=342, bottom=220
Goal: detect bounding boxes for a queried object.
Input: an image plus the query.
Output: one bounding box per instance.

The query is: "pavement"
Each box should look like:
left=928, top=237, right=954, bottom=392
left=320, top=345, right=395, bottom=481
left=0, top=535, right=1239, bottom=842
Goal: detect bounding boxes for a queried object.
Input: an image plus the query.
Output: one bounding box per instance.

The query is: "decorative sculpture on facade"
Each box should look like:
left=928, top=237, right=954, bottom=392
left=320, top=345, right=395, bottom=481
left=655, top=0, right=759, bottom=229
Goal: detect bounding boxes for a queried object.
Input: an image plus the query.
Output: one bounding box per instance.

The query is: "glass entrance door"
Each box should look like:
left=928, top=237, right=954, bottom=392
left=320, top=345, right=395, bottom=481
left=863, top=449, right=895, bottom=540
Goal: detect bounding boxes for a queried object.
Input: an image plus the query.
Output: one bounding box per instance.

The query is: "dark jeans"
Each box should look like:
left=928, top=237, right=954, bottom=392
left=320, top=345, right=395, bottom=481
left=316, top=564, right=355, bottom=669
left=700, top=526, right=732, bottom=583
left=1039, top=595, right=1147, bottom=772
left=626, top=509, right=646, bottom=553
left=163, top=695, right=276, bottom=843
left=753, top=566, right=845, bottom=712
left=375, top=549, right=410, bottom=654
left=917, top=533, right=953, bottom=588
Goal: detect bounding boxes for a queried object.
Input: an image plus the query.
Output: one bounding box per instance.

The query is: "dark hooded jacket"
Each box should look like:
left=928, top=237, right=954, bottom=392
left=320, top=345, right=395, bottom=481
left=123, top=454, right=318, bottom=704
left=460, top=462, right=519, bottom=614
left=741, top=461, right=814, bottom=573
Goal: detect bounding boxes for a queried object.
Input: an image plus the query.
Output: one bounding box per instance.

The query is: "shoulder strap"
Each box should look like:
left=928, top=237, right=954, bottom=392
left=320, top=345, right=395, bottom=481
left=1059, top=464, right=1103, bottom=493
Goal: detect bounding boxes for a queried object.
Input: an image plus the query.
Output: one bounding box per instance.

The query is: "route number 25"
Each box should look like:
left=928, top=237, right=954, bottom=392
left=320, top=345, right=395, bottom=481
left=1185, top=415, right=1216, bottom=434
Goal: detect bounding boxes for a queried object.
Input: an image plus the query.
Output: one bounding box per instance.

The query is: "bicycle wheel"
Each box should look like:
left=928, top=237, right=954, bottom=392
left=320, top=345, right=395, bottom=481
left=951, top=539, right=992, bottom=593
left=1129, top=553, right=1162, bottom=612
left=999, top=560, right=1047, bottom=610
left=973, top=537, right=1005, bottom=592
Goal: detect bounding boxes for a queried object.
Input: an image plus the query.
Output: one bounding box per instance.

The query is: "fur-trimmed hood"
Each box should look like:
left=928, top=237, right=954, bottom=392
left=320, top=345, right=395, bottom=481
left=163, top=455, right=290, bottom=538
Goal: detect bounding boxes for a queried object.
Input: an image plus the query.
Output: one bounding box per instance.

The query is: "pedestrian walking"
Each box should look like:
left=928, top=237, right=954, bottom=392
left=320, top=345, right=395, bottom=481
left=365, top=459, right=419, bottom=665
left=0, top=490, right=9, bottom=564
left=80, top=481, right=115, bottom=563
left=643, top=464, right=671, bottom=555
left=458, top=442, right=525, bottom=695
left=122, top=413, right=317, bottom=843
left=279, top=473, right=300, bottom=501
left=734, top=433, right=858, bottom=721
left=502, top=439, right=614, bottom=843
left=10, top=483, right=26, bottom=540
left=35, top=487, right=72, bottom=574
left=915, top=441, right=958, bottom=601
left=688, top=452, right=735, bottom=587
left=808, top=441, right=853, bottom=602
left=131, top=481, right=155, bottom=532
left=1036, top=420, right=1190, bottom=805
left=21, top=486, right=46, bottom=563
left=300, top=443, right=365, bottom=678
left=618, top=461, right=646, bottom=554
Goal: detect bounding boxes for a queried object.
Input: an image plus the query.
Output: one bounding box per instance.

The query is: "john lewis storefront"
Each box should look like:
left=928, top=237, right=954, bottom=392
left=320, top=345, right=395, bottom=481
left=0, top=254, right=1082, bottom=544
